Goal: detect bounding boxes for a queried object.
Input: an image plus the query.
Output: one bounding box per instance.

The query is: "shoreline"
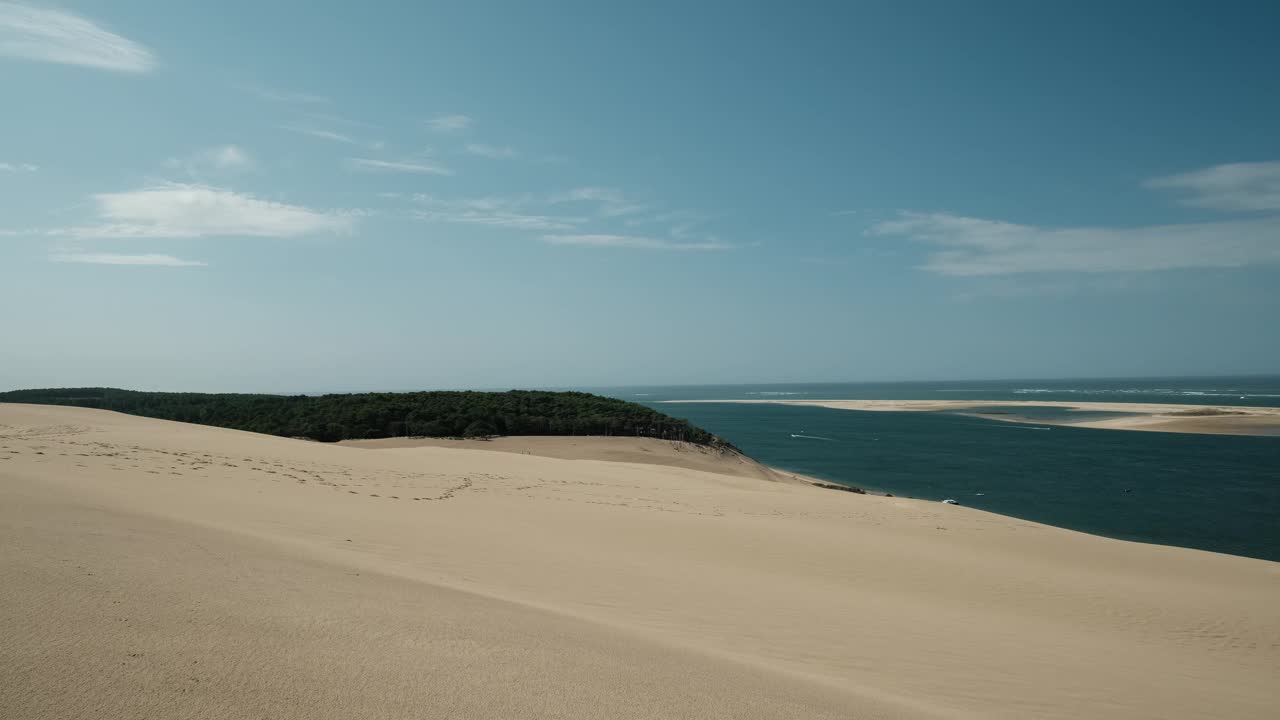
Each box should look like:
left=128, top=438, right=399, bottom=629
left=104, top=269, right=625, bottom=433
left=662, top=399, right=1280, bottom=436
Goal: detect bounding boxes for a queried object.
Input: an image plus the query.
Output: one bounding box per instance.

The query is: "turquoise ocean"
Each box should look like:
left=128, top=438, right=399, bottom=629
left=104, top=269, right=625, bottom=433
left=588, top=377, right=1280, bottom=562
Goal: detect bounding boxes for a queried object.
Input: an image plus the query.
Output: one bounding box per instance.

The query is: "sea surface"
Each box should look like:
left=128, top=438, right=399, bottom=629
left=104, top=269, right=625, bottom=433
left=587, top=378, right=1280, bottom=562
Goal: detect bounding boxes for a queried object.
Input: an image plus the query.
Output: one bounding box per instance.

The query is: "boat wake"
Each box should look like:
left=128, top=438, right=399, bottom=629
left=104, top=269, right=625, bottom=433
left=791, top=433, right=837, bottom=441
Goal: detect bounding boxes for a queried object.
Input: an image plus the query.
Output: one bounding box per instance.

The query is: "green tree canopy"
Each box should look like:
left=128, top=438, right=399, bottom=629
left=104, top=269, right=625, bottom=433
left=0, top=388, right=734, bottom=450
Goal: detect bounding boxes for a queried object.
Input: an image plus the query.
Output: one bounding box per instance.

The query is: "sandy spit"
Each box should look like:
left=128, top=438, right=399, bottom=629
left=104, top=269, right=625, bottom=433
left=664, top=399, right=1280, bottom=436
left=2, top=403, right=1277, bottom=719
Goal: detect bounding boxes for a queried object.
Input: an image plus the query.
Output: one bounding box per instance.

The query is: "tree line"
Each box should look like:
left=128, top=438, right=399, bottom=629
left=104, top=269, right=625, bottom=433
left=0, top=387, right=734, bottom=448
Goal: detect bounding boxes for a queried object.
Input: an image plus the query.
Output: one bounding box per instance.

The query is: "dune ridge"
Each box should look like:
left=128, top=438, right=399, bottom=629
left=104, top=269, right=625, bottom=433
left=341, top=434, right=794, bottom=483
left=2, top=403, right=1277, bottom=719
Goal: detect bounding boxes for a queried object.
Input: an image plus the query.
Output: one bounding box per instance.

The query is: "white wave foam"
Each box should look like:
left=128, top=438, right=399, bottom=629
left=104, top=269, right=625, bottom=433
left=1011, top=387, right=1278, bottom=399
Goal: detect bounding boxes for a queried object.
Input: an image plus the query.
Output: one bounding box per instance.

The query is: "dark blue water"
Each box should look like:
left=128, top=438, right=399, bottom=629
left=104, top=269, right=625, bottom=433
left=585, top=378, right=1280, bottom=562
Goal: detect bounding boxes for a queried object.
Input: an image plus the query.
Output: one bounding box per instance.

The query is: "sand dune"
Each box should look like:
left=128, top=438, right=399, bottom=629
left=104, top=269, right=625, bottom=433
left=342, top=434, right=790, bottom=482
left=2, top=404, right=1277, bottom=719
left=666, top=399, right=1280, bottom=436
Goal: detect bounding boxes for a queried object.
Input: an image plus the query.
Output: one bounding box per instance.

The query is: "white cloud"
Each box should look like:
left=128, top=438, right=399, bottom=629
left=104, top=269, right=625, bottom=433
left=426, top=114, right=472, bottom=132
left=407, top=193, right=718, bottom=241
left=51, top=252, right=206, bottom=267
left=0, top=161, right=38, bottom=172
left=625, top=211, right=727, bottom=249
left=542, top=233, right=731, bottom=251
left=464, top=143, right=517, bottom=159
left=166, top=145, right=252, bottom=175
left=65, top=183, right=354, bottom=239
left=281, top=125, right=359, bottom=145
left=348, top=157, right=452, bottom=175
left=281, top=125, right=385, bottom=151
left=411, top=194, right=582, bottom=230
left=209, top=145, right=250, bottom=169
left=0, top=2, right=154, bottom=72
left=412, top=193, right=535, bottom=211
left=550, top=187, right=647, bottom=218
left=417, top=210, right=579, bottom=231
left=869, top=212, right=1280, bottom=275
left=623, top=209, right=715, bottom=228
left=1146, top=160, right=1280, bottom=212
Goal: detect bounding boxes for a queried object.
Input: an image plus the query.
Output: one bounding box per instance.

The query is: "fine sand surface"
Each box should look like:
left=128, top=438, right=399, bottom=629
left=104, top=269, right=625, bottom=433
left=666, top=399, right=1280, bottom=436
left=2, top=404, right=1278, bottom=719
left=342, top=435, right=790, bottom=483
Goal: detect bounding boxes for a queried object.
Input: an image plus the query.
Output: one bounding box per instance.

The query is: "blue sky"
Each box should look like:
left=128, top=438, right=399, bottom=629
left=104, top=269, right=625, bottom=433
left=1, top=1, right=1278, bottom=391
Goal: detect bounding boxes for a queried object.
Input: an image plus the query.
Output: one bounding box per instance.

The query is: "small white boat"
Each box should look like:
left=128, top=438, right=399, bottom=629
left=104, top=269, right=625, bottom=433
left=942, top=498, right=959, bottom=505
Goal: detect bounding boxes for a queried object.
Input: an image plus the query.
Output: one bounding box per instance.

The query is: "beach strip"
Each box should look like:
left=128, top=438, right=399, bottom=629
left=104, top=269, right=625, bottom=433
left=663, top=399, right=1280, bottom=436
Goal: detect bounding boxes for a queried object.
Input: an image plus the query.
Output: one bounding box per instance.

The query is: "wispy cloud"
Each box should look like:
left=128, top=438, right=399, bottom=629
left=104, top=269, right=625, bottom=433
left=621, top=209, right=729, bottom=249
left=406, top=191, right=720, bottom=243
left=280, top=125, right=359, bottom=145
left=0, top=161, right=38, bottom=172
left=1146, top=160, right=1280, bottom=212
left=623, top=209, right=716, bottom=228
left=280, top=124, right=385, bottom=151
left=166, top=145, right=252, bottom=176
left=63, top=183, right=354, bottom=239
left=868, top=212, right=1280, bottom=275
left=301, top=112, right=378, bottom=129
left=874, top=161, right=1280, bottom=275
left=412, top=194, right=582, bottom=231
left=241, top=83, right=328, bottom=104
left=208, top=145, right=250, bottom=169
left=542, top=233, right=732, bottom=251
left=426, top=114, right=472, bottom=132
left=550, top=187, right=647, bottom=218
left=51, top=252, right=206, bottom=267
left=417, top=210, right=580, bottom=231
left=669, top=223, right=701, bottom=241
left=348, top=157, right=452, bottom=176
left=464, top=143, right=518, bottom=159
left=0, top=2, right=155, bottom=72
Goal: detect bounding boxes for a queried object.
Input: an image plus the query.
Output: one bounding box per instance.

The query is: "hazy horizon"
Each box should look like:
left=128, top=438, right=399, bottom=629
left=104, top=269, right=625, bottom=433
left=6, top=372, right=1280, bottom=397
left=2, top=1, right=1278, bottom=391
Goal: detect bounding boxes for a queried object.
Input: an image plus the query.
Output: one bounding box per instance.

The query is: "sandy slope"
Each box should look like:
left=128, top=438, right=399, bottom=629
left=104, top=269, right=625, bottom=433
left=1, top=404, right=1277, bottom=719
left=342, top=435, right=789, bottom=482
left=666, top=399, right=1280, bottom=435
